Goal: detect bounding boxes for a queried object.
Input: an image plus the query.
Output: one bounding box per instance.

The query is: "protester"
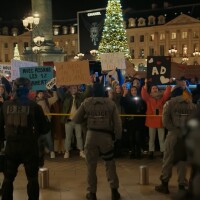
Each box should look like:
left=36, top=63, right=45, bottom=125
left=141, top=79, right=171, bottom=159
left=35, top=89, right=58, bottom=159
left=121, top=86, right=146, bottom=159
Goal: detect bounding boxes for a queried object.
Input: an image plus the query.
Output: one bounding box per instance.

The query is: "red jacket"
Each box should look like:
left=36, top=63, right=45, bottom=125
left=141, top=86, right=171, bottom=128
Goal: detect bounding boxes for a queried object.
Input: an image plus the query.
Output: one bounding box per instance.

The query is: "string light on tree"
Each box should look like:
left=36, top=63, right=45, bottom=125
left=98, top=0, right=131, bottom=59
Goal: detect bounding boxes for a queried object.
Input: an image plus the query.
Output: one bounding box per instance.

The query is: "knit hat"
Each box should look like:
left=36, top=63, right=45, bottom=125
left=171, top=86, right=183, bottom=98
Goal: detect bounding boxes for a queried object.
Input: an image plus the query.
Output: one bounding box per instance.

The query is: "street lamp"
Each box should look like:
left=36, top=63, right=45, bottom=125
left=181, top=56, right=189, bottom=64
left=193, top=51, right=200, bottom=65
left=74, top=53, right=84, bottom=60
left=32, top=35, right=45, bottom=64
left=193, top=51, right=200, bottom=57
left=168, top=48, right=177, bottom=56
left=22, top=13, right=40, bottom=31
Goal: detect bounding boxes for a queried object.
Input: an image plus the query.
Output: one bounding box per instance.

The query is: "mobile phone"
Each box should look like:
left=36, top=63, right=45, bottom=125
left=155, top=108, right=159, bottom=115
left=95, top=72, right=99, bottom=77
left=126, top=82, right=131, bottom=90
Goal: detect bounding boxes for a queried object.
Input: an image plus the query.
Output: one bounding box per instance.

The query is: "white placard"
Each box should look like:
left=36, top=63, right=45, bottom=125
left=100, top=52, right=126, bottom=71
left=11, top=59, right=38, bottom=81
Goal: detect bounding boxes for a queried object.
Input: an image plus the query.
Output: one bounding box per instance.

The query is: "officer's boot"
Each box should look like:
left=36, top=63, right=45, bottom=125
left=111, top=188, right=121, bottom=200
left=155, top=181, right=169, bottom=194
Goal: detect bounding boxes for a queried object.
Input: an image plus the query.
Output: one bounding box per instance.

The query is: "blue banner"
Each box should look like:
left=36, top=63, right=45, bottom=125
left=19, top=66, right=53, bottom=91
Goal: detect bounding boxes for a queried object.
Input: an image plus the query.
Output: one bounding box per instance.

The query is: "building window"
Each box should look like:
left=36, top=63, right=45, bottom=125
left=139, top=49, right=144, bottom=58
left=70, top=26, right=75, bottom=34
left=13, top=42, right=17, bottom=48
left=55, top=41, right=59, bottom=47
left=62, top=26, right=68, bottom=35
left=71, top=40, right=76, bottom=47
left=131, top=49, right=134, bottom=58
left=24, top=42, right=28, bottom=49
left=160, top=33, right=165, bottom=40
left=128, top=18, right=136, bottom=27
left=4, top=43, right=8, bottom=48
left=149, top=47, right=154, bottom=56
left=171, top=32, right=176, bottom=39
left=182, top=32, right=187, bottom=39
left=150, top=34, right=154, bottom=41
left=193, top=32, right=199, bottom=38
left=183, top=44, right=187, bottom=55
left=140, top=35, right=144, bottom=42
left=130, top=36, right=134, bottom=43
left=53, top=27, right=59, bottom=35
left=160, top=45, right=165, bottom=56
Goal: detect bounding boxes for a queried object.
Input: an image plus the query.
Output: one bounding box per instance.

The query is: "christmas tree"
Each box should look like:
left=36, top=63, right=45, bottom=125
left=98, top=0, right=131, bottom=59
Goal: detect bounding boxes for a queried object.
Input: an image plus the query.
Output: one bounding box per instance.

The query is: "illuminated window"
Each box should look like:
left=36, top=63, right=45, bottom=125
left=70, top=26, right=75, bottom=34
left=193, top=32, right=199, bottom=38
left=149, top=47, right=154, bottom=56
left=150, top=34, right=154, bottom=41
left=71, top=40, right=76, bottom=47
left=182, top=32, right=187, bottom=39
left=160, top=45, right=165, bottom=56
left=171, top=32, right=176, bottom=39
left=160, top=33, right=165, bottom=40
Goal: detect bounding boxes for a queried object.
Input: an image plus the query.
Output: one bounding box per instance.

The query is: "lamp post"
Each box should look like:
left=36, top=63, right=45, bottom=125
left=32, top=35, right=45, bottom=64
left=22, top=13, right=40, bottom=61
left=168, top=48, right=177, bottom=57
left=193, top=51, right=200, bottom=65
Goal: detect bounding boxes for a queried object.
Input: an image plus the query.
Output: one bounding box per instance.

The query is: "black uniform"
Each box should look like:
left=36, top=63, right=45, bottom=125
left=0, top=78, right=49, bottom=200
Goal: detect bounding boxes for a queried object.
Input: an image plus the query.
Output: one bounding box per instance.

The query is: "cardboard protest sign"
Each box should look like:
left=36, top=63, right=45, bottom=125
left=0, top=64, right=11, bottom=81
left=171, top=62, right=200, bottom=79
left=100, top=52, right=126, bottom=71
left=147, top=56, right=171, bottom=85
left=55, top=60, right=91, bottom=86
left=11, top=59, right=38, bottom=81
left=19, top=66, right=53, bottom=91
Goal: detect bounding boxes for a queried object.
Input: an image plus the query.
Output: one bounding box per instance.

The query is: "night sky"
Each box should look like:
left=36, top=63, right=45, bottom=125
left=0, top=0, right=198, bottom=20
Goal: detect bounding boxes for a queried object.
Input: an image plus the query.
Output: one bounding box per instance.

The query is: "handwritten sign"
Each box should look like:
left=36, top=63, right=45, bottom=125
left=0, top=64, right=11, bottom=80
left=11, top=59, right=38, bottom=81
left=171, top=62, right=200, bottom=78
left=147, top=56, right=171, bottom=85
left=55, top=60, right=91, bottom=85
left=100, top=52, right=126, bottom=71
left=19, top=66, right=53, bottom=91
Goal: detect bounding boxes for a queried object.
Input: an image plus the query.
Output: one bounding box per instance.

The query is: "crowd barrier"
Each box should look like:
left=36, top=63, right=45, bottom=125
left=45, top=113, right=162, bottom=117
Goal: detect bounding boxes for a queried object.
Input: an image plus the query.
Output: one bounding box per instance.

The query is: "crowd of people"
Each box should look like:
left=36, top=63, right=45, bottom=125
left=0, top=70, right=200, bottom=200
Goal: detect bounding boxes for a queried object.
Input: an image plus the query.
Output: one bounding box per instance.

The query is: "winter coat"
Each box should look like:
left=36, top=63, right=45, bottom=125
left=36, top=91, right=58, bottom=121
left=141, top=85, right=171, bottom=128
left=121, top=95, right=146, bottom=129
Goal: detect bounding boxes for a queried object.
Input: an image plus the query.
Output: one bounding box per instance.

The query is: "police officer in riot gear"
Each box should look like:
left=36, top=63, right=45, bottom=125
left=73, top=82, right=122, bottom=200
left=0, top=77, right=50, bottom=200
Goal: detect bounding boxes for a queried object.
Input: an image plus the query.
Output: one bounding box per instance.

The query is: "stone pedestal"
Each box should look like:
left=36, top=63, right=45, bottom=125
left=23, top=0, right=65, bottom=64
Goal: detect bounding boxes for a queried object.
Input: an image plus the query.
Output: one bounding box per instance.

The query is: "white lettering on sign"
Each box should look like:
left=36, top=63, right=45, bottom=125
left=152, top=67, right=159, bottom=75
left=87, top=12, right=101, bottom=17
left=160, top=66, right=166, bottom=74
left=152, top=66, right=167, bottom=75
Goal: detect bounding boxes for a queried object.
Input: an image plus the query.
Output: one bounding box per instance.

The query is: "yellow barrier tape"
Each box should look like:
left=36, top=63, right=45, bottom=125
left=45, top=113, right=162, bottom=117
